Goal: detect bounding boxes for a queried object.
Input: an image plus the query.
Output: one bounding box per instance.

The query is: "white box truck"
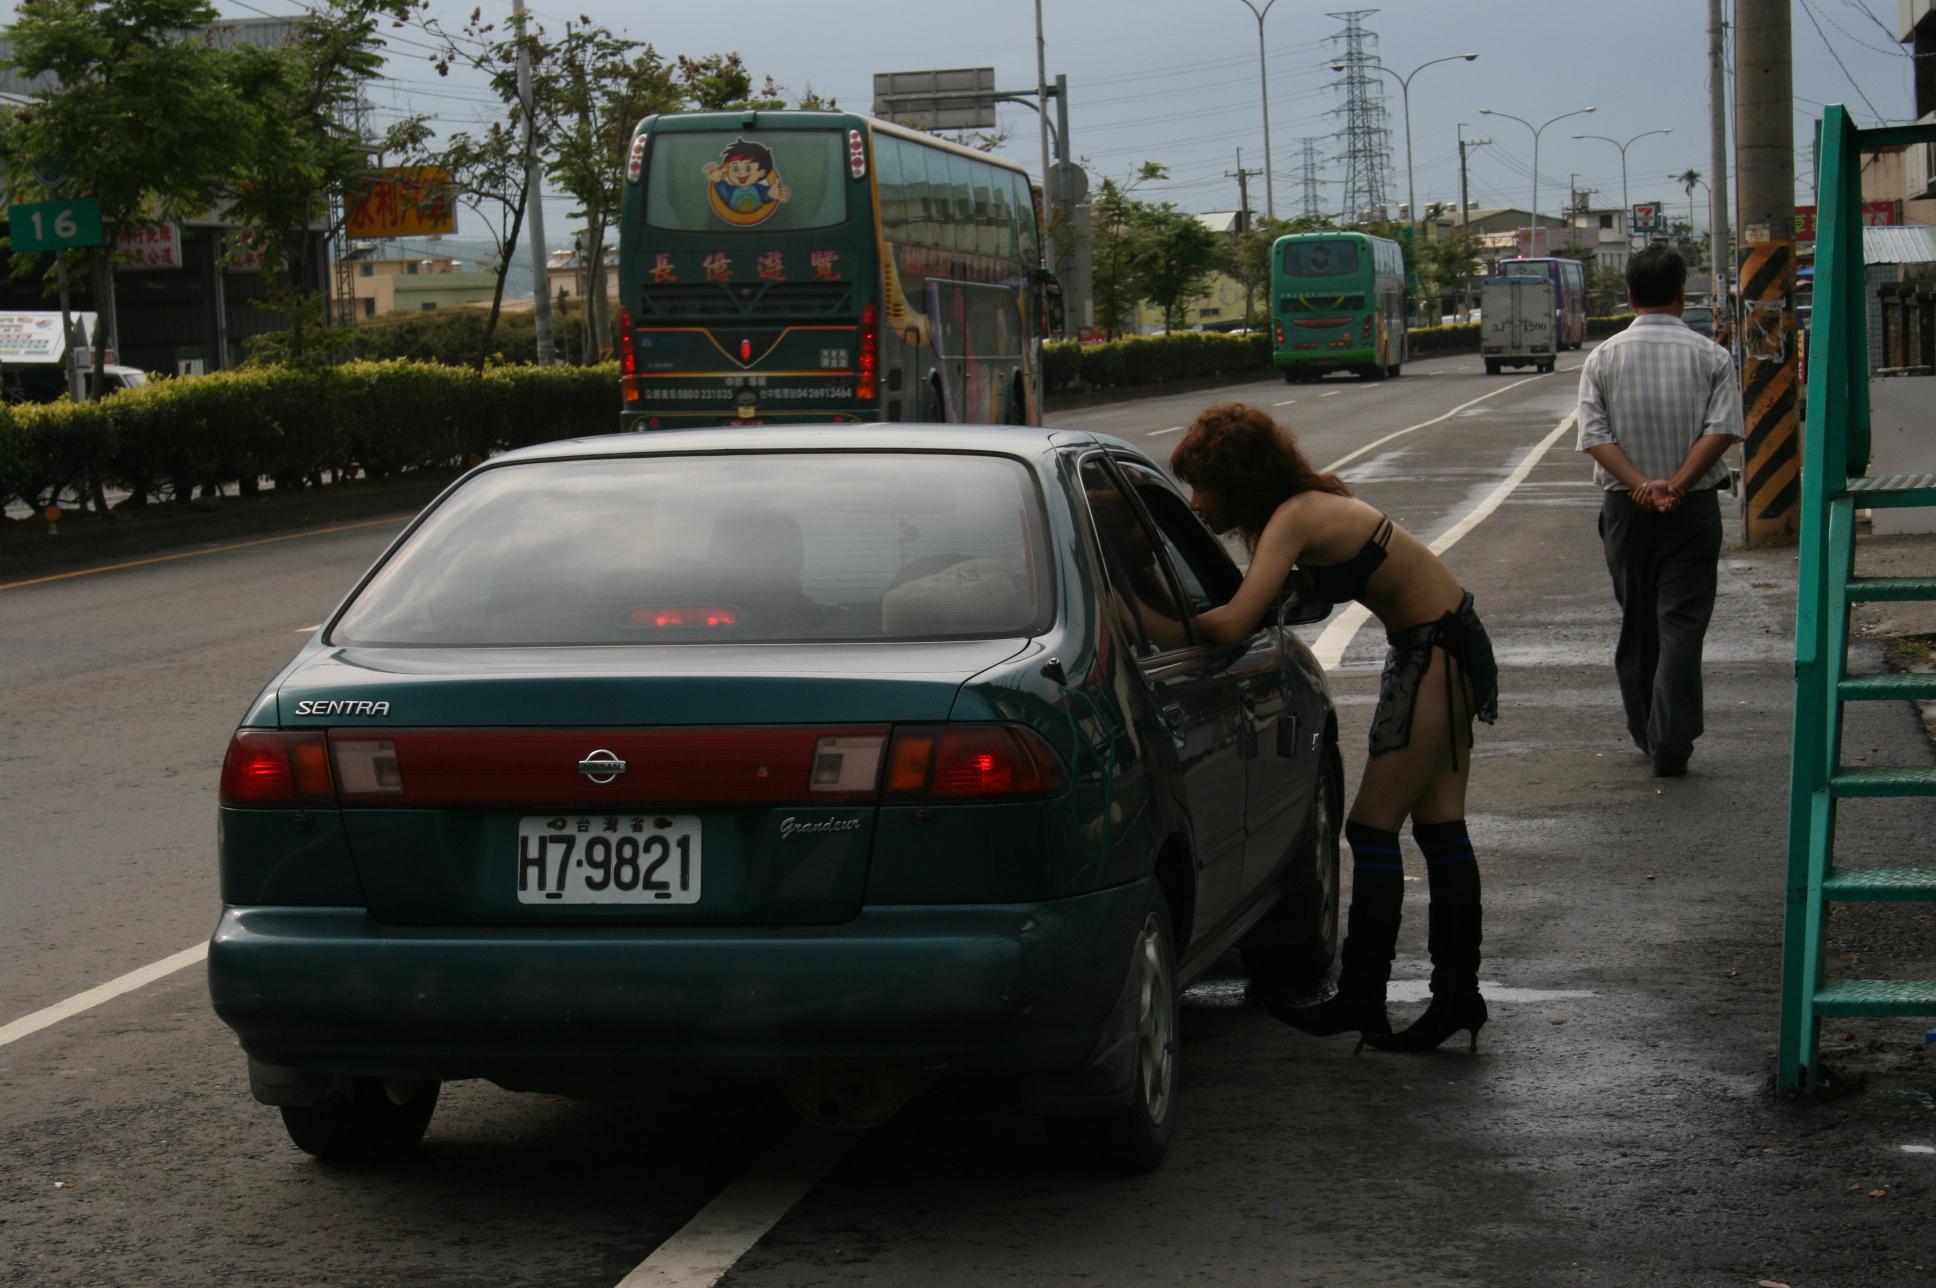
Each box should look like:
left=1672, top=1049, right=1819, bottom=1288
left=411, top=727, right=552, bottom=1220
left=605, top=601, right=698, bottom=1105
left=1480, top=278, right=1557, bottom=375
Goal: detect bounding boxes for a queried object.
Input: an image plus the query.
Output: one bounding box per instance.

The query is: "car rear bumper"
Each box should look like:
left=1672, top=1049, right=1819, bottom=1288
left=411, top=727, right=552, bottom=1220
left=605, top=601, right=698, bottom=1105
left=207, top=883, right=1147, bottom=1083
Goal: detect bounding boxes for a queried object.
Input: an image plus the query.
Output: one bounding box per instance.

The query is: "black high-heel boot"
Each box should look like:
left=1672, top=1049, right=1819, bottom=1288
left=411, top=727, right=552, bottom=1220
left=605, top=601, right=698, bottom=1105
left=1367, top=883, right=1486, bottom=1054
left=1366, top=990, right=1487, bottom=1052
left=1267, top=920, right=1397, bottom=1048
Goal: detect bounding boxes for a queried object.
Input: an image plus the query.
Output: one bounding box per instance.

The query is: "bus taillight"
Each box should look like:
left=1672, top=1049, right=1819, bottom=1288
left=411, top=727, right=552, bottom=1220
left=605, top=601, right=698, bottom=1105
left=1273, top=320, right=1285, bottom=346
left=858, top=304, right=879, bottom=402
left=848, top=129, right=867, bottom=180
left=620, top=307, right=639, bottom=404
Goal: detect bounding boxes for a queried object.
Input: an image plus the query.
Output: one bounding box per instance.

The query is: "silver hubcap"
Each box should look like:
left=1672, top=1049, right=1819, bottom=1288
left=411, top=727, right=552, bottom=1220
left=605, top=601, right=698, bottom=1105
left=1135, top=913, right=1176, bottom=1123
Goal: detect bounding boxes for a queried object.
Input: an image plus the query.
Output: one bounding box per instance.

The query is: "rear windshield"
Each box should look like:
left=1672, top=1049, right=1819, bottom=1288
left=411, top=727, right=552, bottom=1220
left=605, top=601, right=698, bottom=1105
left=1281, top=239, right=1360, bottom=278
left=645, top=130, right=848, bottom=233
left=330, top=452, right=1052, bottom=646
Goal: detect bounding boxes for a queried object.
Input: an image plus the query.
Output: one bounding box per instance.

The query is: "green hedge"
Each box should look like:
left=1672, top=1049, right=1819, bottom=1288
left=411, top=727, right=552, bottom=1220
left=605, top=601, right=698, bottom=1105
left=1588, top=313, right=1636, bottom=337
left=1044, top=331, right=1272, bottom=393
left=1, top=360, right=620, bottom=512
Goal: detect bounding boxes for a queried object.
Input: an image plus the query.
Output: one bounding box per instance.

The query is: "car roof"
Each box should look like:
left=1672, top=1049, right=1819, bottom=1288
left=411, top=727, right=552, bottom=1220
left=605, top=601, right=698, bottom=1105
left=488, top=424, right=1134, bottom=466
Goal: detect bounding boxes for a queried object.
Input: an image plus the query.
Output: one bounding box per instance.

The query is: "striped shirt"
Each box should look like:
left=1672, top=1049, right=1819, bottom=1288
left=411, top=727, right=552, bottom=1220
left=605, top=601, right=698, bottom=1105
left=1574, top=314, right=1742, bottom=491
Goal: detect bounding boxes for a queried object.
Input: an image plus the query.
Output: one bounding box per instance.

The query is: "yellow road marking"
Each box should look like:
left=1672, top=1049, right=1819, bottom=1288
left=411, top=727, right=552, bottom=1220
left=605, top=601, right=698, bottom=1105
left=0, top=514, right=411, bottom=593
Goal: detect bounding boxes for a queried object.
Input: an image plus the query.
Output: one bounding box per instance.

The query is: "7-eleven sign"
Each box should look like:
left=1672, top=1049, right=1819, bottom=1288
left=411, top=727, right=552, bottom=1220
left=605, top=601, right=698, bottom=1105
left=1632, top=203, right=1663, bottom=233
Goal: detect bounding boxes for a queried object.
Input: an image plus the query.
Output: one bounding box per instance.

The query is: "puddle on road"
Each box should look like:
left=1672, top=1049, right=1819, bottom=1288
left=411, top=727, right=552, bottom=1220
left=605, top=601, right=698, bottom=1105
left=1182, top=978, right=1598, bottom=1009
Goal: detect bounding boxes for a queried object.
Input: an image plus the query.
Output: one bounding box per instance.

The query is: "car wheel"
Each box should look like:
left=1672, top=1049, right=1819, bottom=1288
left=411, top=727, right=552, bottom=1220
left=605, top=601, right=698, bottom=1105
left=1058, top=886, right=1179, bottom=1173
left=1240, top=741, right=1343, bottom=993
left=279, top=1078, right=439, bottom=1163
left=1485, top=360, right=1501, bottom=375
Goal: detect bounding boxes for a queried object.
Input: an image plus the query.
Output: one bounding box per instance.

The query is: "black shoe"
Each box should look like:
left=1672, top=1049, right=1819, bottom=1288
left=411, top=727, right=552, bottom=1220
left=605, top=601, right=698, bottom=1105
left=1652, top=751, right=1689, bottom=777
left=1364, top=991, right=1488, bottom=1053
left=1267, top=992, right=1392, bottom=1047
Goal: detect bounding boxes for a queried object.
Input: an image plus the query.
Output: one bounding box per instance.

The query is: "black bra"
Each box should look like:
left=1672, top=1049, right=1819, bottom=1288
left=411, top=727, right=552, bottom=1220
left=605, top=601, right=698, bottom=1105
left=1303, top=515, right=1393, bottom=605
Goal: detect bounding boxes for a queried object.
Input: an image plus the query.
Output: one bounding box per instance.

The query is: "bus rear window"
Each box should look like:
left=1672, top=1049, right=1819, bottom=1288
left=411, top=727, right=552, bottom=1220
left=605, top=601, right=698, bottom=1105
left=1282, top=239, right=1360, bottom=278
left=645, top=131, right=847, bottom=233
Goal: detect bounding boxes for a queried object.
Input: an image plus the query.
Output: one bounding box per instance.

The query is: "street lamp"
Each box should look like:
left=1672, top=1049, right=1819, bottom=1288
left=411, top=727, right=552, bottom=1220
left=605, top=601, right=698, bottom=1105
left=1237, top=0, right=1281, bottom=221
left=1331, top=53, right=1478, bottom=235
left=1572, top=128, right=1672, bottom=250
left=1479, top=104, right=1596, bottom=254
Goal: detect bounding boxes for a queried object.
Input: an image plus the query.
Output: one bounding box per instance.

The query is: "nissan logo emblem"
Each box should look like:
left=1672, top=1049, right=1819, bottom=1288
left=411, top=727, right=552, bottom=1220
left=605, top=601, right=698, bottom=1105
left=577, top=749, right=627, bottom=784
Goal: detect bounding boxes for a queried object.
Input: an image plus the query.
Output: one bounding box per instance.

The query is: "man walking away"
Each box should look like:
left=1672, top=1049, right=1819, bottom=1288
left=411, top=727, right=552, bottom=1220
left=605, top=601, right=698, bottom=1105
left=1574, top=246, right=1742, bottom=777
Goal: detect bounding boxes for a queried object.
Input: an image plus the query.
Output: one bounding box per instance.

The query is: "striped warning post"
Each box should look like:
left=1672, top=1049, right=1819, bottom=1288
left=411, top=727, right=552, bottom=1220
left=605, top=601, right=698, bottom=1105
left=1739, top=239, right=1800, bottom=542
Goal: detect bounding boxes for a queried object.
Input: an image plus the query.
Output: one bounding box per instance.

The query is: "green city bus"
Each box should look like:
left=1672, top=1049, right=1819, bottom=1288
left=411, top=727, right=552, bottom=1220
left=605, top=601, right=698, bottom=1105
left=617, top=110, right=1052, bottom=430
left=1270, top=231, right=1407, bottom=382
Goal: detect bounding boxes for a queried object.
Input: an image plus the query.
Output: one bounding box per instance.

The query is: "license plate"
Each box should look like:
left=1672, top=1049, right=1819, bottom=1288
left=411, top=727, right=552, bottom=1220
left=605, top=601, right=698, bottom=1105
left=516, top=815, right=701, bottom=905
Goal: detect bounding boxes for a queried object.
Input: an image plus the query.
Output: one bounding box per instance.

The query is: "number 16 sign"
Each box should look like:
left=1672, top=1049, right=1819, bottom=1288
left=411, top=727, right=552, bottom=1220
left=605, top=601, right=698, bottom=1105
left=8, top=197, right=104, bottom=252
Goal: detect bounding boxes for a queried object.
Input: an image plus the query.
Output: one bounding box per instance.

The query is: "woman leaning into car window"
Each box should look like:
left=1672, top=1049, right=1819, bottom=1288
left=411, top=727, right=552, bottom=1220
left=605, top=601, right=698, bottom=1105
left=1171, top=402, right=1499, bottom=1054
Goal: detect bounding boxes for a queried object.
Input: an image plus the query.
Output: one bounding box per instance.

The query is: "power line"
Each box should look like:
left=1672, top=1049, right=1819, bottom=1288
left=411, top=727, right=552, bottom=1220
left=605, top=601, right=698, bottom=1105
left=1797, top=0, right=1887, bottom=122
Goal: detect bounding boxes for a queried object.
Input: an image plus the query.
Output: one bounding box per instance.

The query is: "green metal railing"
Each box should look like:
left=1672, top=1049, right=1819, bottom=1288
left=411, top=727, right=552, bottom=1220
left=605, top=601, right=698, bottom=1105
left=1777, top=105, right=1936, bottom=1090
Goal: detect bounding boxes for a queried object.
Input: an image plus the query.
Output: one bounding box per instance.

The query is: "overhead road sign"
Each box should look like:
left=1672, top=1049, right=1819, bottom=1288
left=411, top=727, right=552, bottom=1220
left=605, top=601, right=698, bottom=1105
left=872, top=68, right=997, bottom=131
left=8, top=197, right=103, bottom=252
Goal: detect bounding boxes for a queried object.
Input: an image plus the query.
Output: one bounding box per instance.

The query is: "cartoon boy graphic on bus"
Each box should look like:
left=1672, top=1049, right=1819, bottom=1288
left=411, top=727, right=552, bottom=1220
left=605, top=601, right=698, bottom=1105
left=704, top=139, right=791, bottom=227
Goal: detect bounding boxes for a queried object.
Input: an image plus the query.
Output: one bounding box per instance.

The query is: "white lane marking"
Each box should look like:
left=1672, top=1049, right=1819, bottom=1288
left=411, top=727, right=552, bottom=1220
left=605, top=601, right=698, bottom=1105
left=1387, top=980, right=1597, bottom=1004
left=0, top=942, right=207, bottom=1049
left=1317, top=372, right=1548, bottom=477
left=295, top=624, right=320, bottom=633
left=1147, top=425, right=1186, bottom=437
left=1309, top=413, right=1576, bottom=670
left=1319, top=390, right=1342, bottom=398
left=1272, top=399, right=1298, bottom=407
left=616, top=1128, right=855, bottom=1287
left=1902, top=1145, right=1936, bottom=1155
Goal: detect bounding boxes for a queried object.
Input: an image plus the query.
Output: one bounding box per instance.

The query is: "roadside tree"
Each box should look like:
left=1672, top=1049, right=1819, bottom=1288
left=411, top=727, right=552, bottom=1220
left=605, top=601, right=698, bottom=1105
left=1131, top=203, right=1222, bottom=334
left=2, top=0, right=242, bottom=397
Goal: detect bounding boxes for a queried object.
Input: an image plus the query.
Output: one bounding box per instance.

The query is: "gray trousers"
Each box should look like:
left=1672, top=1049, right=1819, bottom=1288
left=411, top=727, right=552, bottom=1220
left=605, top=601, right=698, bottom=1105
left=1597, top=488, right=1722, bottom=759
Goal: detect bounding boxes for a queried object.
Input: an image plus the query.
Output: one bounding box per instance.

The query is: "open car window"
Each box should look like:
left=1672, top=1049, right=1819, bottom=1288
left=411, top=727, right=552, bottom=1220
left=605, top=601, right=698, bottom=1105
left=330, top=452, right=1054, bottom=646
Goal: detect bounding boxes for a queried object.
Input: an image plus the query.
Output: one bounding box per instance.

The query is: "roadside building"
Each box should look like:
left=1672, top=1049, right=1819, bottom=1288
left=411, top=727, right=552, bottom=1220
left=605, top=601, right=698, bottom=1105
left=1564, top=206, right=1636, bottom=271
left=344, top=252, right=496, bottom=317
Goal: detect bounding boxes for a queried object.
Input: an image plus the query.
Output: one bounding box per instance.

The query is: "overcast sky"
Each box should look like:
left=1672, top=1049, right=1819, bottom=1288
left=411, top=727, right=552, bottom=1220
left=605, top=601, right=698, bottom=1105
left=9, top=0, right=1921, bottom=243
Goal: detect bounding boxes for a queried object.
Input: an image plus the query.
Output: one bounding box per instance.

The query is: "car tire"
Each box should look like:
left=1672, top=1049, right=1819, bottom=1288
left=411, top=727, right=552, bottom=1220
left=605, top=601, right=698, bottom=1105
left=279, top=1078, right=439, bottom=1163
left=1056, top=886, right=1180, bottom=1173
left=1386, top=363, right=1402, bottom=378
left=1485, top=360, right=1502, bottom=375
left=1240, top=741, right=1343, bottom=993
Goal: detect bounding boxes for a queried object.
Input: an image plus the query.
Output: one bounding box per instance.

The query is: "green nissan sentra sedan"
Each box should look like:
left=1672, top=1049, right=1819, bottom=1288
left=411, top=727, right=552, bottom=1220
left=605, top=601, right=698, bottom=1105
left=209, top=425, right=1341, bottom=1172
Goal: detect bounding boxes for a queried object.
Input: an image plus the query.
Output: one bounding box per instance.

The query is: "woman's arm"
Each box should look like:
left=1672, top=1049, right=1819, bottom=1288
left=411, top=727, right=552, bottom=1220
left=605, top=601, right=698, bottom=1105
left=1194, top=502, right=1308, bottom=645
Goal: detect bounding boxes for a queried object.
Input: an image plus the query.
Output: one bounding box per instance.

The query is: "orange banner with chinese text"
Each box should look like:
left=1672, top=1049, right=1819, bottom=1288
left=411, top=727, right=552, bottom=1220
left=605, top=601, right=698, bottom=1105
left=346, top=167, right=457, bottom=239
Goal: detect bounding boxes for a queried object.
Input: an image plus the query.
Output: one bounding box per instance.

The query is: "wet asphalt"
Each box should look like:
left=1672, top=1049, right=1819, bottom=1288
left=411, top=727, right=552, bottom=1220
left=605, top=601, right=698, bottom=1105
left=1, top=349, right=1932, bottom=1287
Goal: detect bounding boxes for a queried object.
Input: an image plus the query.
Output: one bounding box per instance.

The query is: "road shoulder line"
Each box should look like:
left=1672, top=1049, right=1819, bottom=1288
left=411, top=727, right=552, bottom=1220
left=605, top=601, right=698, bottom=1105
left=1310, top=413, right=1578, bottom=670
left=615, top=1129, right=855, bottom=1287
left=0, top=942, right=207, bottom=1048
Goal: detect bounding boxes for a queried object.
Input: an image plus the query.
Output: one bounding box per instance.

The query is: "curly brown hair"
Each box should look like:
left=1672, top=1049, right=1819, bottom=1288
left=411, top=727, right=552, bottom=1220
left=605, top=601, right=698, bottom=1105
left=1170, top=402, right=1350, bottom=545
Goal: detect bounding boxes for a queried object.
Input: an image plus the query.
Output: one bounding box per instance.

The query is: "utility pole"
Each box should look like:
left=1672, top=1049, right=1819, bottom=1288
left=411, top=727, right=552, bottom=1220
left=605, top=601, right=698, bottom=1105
left=514, top=0, right=553, bottom=363
left=1226, top=148, right=1263, bottom=233
left=1707, top=0, right=1734, bottom=342
left=1457, top=124, right=1488, bottom=228
left=1035, top=0, right=1055, bottom=276
left=1735, top=0, right=1798, bottom=543
left=1237, top=0, right=1281, bottom=221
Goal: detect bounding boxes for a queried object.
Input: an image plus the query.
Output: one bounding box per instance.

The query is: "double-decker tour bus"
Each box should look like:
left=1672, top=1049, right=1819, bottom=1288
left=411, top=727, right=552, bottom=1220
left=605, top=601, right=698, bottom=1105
left=617, top=110, right=1051, bottom=430
left=1490, top=256, right=1587, bottom=349
left=1269, top=230, right=1408, bottom=382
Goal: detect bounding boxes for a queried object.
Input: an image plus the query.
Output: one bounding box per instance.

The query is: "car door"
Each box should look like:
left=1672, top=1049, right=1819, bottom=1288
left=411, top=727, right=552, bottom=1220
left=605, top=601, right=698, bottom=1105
left=1077, top=454, right=1250, bottom=935
left=1114, top=459, right=1313, bottom=903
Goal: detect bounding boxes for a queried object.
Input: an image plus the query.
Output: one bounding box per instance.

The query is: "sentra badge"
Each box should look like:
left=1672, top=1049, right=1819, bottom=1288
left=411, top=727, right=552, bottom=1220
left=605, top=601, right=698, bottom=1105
left=293, top=699, right=391, bottom=717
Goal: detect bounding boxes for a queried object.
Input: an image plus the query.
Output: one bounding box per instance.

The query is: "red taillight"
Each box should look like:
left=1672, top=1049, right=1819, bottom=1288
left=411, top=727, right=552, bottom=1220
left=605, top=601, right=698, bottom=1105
left=848, top=128, right=867, bottom=180
left=1273, top=320, right=1285, bottom=345
left=626, top=132, right=647, bottom=183
left=740, top=338, right=753, bottom=362
left=857, top=303, right=879, bottom=402
left=884, top=725, right=1066, bottom=801
left=1361, top=316, right=1373, bottom=342
left=220, top=731, right=335, bottom=806
left=620, top=306, right=639, bottom=404
left=633, top=607, right=739, bottom=627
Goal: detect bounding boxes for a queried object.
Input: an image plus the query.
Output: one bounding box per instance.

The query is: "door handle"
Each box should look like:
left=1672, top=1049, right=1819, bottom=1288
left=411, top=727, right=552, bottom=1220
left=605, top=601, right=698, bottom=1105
left=1159, top=703, right=1187, bottom=727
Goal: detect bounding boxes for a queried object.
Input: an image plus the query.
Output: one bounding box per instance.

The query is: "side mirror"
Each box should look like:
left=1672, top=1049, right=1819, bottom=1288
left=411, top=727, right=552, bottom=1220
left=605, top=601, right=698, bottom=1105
left=1272, top=570, right=1334, bottom=627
